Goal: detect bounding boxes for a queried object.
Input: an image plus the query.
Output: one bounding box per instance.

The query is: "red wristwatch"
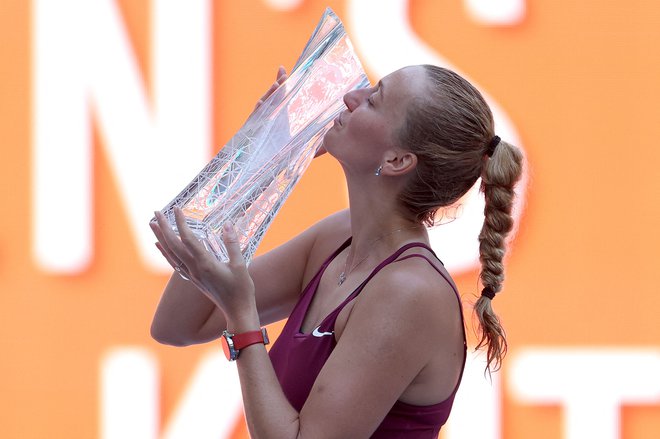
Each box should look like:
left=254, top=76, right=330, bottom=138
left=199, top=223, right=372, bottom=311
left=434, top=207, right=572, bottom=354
left=221, top=328, right=269, bottom=361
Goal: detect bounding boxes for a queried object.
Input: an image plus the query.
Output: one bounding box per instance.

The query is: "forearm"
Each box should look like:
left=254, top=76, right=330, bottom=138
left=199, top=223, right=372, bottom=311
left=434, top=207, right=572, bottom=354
left=152, top=208, right=305, bottom=435
left=151, top=273, right=225, bottom=346
left=229, top=314, right=301, bottom=439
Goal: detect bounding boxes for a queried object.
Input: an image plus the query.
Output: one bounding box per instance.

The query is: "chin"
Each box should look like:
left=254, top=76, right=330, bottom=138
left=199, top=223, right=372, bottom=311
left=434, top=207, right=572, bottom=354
left=321, top=134, right=336, bottom=156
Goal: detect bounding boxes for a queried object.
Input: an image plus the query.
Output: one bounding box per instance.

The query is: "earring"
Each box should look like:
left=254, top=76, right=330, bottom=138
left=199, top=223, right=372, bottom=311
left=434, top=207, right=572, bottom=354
left=374, top=166, right=382, bottom=176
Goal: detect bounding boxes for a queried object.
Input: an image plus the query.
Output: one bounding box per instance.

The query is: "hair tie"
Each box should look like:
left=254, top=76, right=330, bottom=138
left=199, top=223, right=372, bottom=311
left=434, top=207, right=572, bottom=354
left=486, top=136, right=501, bottom=157
left=481, top=286, right=496, bottom=300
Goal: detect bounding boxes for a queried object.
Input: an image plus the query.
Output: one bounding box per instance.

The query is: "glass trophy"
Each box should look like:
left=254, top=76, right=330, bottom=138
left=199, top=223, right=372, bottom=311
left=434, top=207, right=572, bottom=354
left=156, top=8, right=369, bottom=264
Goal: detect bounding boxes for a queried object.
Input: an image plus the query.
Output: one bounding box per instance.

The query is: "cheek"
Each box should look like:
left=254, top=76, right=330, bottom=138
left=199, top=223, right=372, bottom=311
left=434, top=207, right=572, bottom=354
left=351, top=119, right=393, bottom=146
left=347, top=111, right=380, bottom=133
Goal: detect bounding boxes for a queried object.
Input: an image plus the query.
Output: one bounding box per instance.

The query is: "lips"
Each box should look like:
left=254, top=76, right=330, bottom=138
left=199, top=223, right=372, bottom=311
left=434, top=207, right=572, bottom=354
left=335, top=110, right=346, bottom=127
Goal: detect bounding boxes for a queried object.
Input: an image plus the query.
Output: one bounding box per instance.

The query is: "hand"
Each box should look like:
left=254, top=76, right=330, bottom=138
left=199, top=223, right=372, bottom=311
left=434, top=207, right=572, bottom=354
left=253, top=65, right=326, bottom=158
left=151, top=209, right=257, bottom=322
left=253, top=66, right=288, bottom=111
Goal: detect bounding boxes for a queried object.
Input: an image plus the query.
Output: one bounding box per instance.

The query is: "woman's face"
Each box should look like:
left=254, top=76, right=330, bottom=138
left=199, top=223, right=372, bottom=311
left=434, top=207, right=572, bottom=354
left=323, top=65, right=428, bottom=171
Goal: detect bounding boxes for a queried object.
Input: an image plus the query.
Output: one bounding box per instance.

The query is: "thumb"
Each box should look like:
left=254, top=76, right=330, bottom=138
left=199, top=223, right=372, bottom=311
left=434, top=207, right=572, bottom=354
left=222, top=223, right=246, bottom=267
left=276, top=65, right=287, bottom=83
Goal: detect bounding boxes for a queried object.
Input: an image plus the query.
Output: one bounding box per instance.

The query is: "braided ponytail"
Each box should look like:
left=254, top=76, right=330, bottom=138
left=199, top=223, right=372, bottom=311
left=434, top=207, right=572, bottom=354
left=396, top=65, right=525, bottom=373
left=475, top=140, right=523, bottom=372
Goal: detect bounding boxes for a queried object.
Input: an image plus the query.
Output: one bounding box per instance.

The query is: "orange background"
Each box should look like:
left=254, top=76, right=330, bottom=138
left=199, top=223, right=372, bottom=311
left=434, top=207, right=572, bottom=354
left=1, top=1, right=659, bottom=438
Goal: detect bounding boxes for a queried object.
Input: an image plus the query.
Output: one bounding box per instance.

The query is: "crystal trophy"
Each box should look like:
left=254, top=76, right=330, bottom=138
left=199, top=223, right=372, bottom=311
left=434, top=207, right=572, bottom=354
left=156, top=8, right=369, bottom=264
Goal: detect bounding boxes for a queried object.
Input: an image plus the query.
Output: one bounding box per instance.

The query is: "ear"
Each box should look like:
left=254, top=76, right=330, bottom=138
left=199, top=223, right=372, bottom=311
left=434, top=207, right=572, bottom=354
left=381, top=149, right=418, bottom=176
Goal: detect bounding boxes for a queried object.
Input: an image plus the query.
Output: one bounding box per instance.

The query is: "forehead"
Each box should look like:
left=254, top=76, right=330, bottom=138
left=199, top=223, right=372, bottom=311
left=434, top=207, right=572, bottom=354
left=380, top=66, right=429, bottom=117
left=381, top=66, right=428, bottom=99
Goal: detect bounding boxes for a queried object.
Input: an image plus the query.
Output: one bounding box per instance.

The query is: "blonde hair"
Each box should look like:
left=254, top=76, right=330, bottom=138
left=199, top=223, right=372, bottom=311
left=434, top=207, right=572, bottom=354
left=475, top=140, right=523, bottom=371
left=397, top=65, right=524, bottom=373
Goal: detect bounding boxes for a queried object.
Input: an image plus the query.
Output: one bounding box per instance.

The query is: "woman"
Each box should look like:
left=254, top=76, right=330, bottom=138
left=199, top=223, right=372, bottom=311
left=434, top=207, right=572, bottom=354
left=150, top=64, right=524, bottom=438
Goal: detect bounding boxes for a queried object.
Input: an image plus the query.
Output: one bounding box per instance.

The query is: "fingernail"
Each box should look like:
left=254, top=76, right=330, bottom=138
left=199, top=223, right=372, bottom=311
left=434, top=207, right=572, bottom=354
left=223, top=222, right=235, bottom=235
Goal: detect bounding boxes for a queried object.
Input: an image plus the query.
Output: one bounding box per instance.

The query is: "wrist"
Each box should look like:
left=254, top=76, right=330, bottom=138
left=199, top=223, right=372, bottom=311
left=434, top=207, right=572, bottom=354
left=221, top=326, right=269, bottom=361
left=226, top=309, right=260, bottom=334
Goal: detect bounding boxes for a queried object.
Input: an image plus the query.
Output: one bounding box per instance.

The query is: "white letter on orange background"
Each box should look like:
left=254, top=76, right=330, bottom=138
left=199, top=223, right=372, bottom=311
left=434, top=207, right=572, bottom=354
left=33, top=0, right=210, bottom=273
left=509, top=349, right=660, bottom=439
left=100, top=348, right=243, bottom=439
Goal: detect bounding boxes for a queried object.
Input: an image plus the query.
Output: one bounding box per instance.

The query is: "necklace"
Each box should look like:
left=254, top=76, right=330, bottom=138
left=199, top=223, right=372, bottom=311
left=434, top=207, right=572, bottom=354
left=338, top=225, right=421, bottom=286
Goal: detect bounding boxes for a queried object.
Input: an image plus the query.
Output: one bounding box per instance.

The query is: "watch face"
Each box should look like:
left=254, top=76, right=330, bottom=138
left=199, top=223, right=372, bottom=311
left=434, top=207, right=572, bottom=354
left=221, top=333, right=236, bottom=361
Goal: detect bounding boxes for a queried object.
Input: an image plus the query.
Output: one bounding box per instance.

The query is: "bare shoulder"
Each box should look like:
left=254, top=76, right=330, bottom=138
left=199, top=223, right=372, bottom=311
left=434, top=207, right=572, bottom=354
left=300, top=253, right=464, bottom=435
left=309, top=208, right=351, bottom=245
left=377, top=255, right=457, bottom=304
left=301, top=209, right=351, bottom=280
left=251, top=209, right=349, bottom=276
left=347, top=255, right=462, bottom=342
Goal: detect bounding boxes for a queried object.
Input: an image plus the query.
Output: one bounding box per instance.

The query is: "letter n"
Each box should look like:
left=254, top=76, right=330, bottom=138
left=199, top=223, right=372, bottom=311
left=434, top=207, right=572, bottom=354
left=32, top=0, right=210, bottom=273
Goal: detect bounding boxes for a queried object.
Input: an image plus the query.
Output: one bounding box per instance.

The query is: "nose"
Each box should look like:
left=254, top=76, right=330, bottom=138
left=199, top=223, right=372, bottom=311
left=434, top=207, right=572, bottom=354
left=342, top=87, right=372, bottom=111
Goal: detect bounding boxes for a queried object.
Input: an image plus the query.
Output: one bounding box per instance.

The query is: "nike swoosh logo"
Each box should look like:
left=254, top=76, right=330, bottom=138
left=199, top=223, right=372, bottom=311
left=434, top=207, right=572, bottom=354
left=312, top=326, right=334, bottom=337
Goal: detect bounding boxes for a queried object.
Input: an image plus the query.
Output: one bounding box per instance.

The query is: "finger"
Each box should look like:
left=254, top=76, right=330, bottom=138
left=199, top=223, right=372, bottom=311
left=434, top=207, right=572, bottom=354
left=276, top=65, right=287, bottom=84
left=155, top=242, right=191, bottom=281
left=221, top=222, right=246, bottom=268
left=254, top=67, right=287, bottom=111
left=154, top=210, right=193, bottom=262
left=150, top=221, right=181, bottom=263
left=254, top=82, right=279, bottom=110
left=173, top=207, right=208, bottom=259
left=155, top=241, right=182, bottom=270
left=263, top=73, right=286, bottom=99
left=265, top=82, right=279, bottom=97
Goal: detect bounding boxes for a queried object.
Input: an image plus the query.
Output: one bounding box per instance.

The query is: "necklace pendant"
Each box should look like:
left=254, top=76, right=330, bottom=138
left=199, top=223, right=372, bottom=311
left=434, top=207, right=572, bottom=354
left=338, top=271, right=346, bottom=286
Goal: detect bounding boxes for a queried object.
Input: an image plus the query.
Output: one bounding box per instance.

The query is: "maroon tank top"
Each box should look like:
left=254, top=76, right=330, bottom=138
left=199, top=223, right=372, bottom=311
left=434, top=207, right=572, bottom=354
left=269, top=238, right=467, bottom=438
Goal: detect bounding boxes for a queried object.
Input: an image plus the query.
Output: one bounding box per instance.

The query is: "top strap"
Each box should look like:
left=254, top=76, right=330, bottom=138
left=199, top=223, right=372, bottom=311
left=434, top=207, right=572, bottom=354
left=345, top=241, right=443, bottom=302
left=309, top=241, right=448, bottom=334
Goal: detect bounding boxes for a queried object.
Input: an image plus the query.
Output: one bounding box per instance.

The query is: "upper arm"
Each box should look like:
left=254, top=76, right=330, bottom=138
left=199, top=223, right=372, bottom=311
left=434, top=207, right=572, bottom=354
left=296, top=267, right=462, bottom=438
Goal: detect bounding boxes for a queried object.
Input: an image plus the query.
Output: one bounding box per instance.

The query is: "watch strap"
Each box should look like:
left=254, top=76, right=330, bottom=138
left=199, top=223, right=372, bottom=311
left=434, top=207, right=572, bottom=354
left=232, top=327, right=270, bottom=350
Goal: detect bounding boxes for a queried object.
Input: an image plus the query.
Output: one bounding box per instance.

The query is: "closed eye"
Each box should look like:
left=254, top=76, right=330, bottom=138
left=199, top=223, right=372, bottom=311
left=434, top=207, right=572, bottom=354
left=367, top=82, right=382, bottom=107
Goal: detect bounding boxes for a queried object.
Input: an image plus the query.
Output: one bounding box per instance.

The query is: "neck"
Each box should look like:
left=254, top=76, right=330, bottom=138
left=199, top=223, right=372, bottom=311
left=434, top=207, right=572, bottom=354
left=336, top=161, right=429, bottom=260
left=338, top=211, right=426, bottom=286
left=333, top=166, right=429, bottom=286
left=345, top=182, right=427, bottom=260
